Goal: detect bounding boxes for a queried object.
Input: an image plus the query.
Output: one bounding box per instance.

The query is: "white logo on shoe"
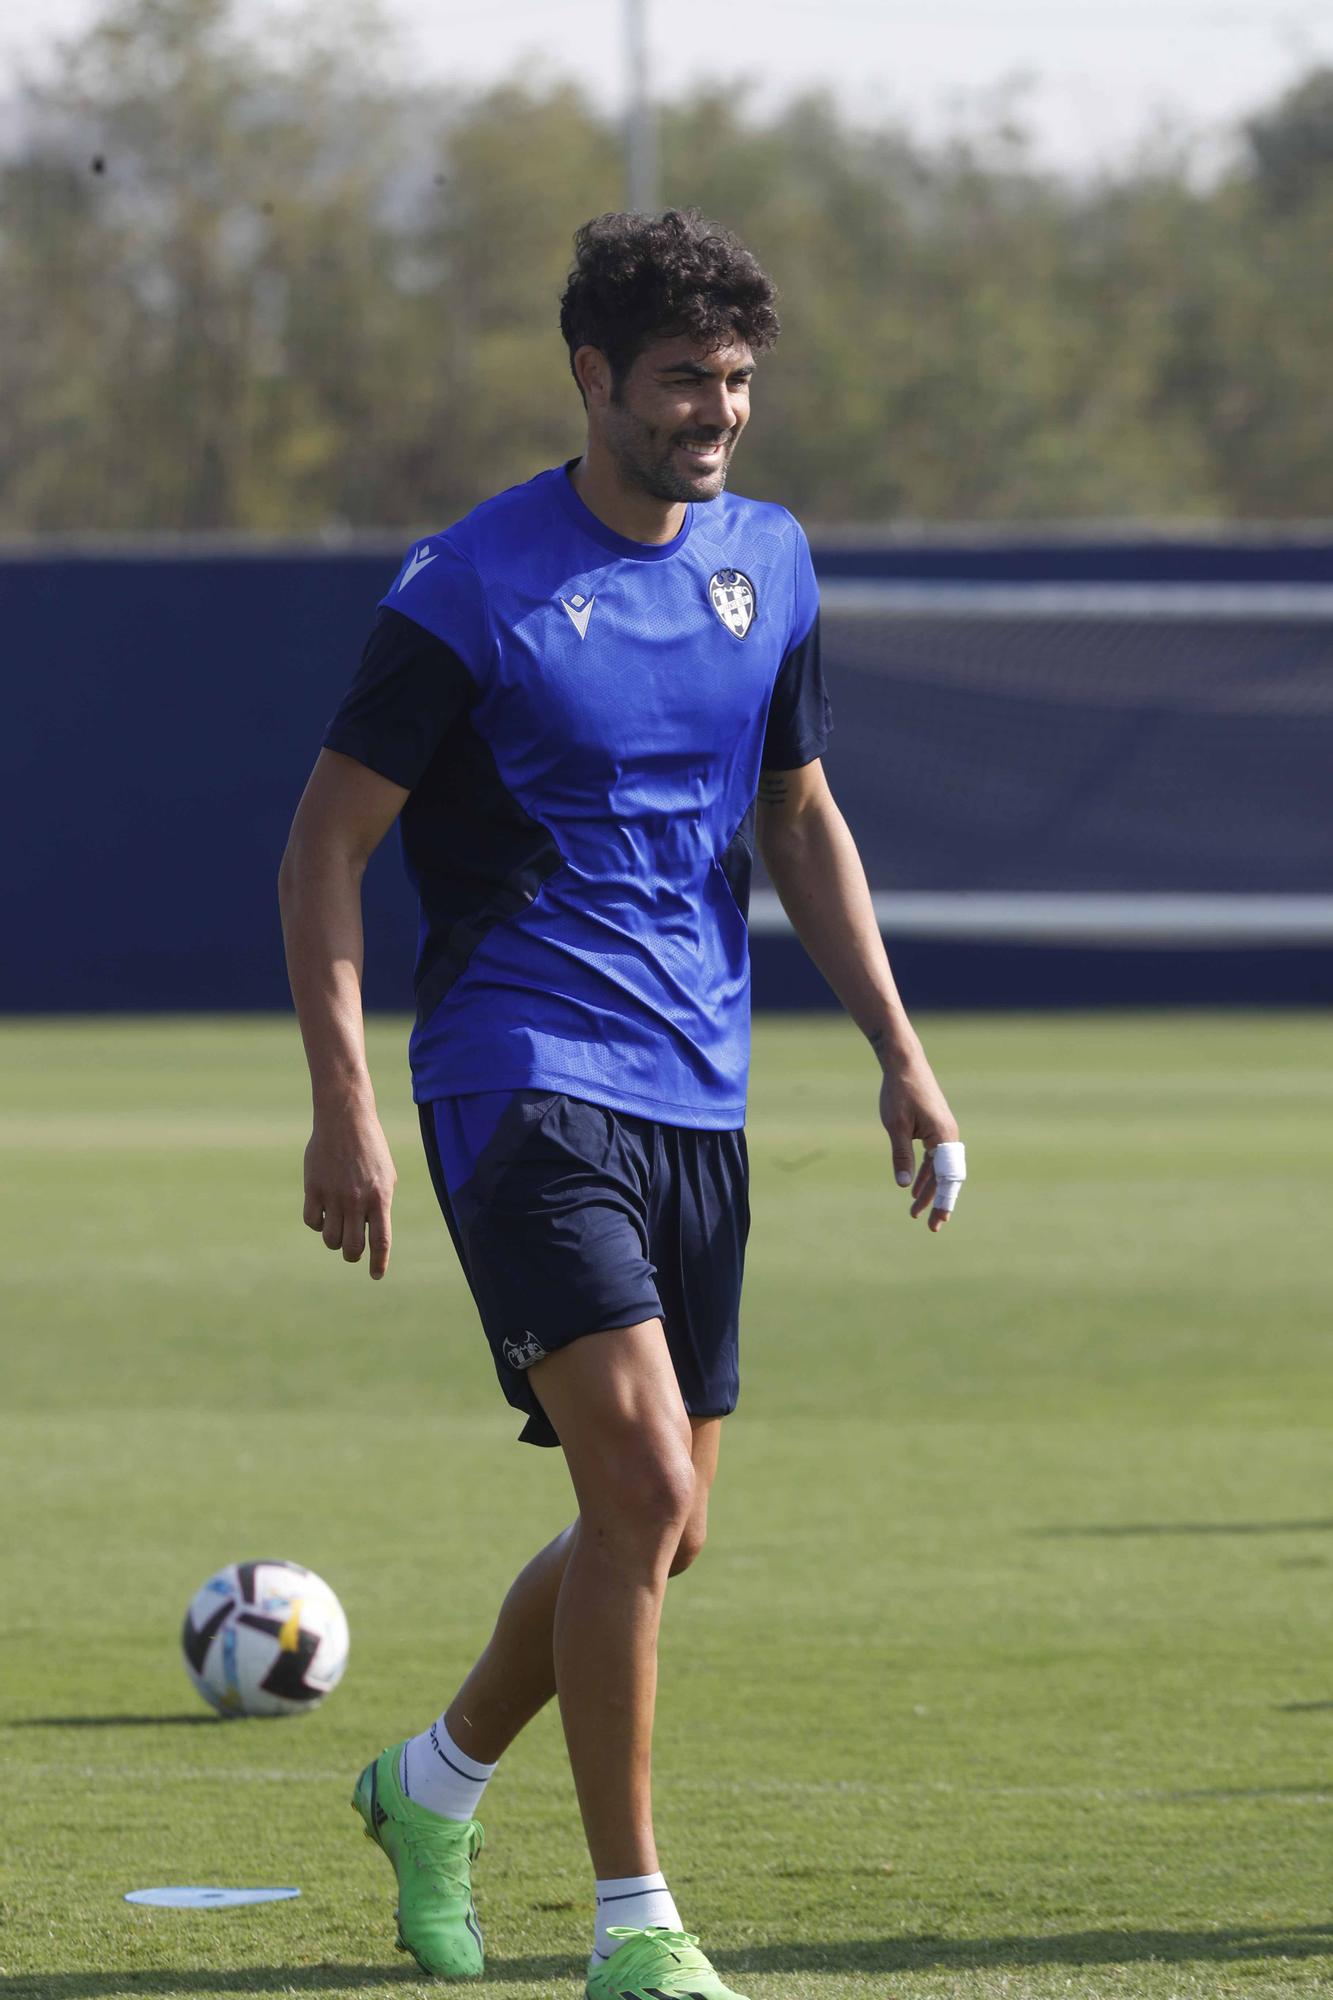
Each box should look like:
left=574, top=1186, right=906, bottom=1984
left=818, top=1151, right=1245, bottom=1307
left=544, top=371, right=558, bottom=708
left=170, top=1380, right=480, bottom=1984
left=559, top=593, right=596, bottom=640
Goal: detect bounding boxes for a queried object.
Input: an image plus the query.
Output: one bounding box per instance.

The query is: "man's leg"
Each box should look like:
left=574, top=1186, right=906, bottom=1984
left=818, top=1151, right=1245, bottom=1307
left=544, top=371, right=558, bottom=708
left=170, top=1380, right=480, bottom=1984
left=518, top=1336, right=746, bottom=2000
left=401, top=1398, right=717, bottom=1801
left=355, top=1323, right=727, bottom=1983
left=529, top=1319, right=694, bottom=1878
left=445, top=1410, right=720, bottom=1766
left=443, top=1526, right=573, bottom=1761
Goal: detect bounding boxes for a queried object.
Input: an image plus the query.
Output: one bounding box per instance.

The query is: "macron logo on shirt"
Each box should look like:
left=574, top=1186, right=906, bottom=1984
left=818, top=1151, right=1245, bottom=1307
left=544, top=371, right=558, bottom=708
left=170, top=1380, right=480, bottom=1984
left=399, top=545, right=438, bottom=590
left=559, top=592, right=596, bottom=640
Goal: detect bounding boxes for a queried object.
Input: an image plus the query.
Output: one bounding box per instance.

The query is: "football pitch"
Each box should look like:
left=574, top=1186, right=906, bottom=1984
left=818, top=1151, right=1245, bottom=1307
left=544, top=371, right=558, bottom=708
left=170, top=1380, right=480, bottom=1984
left=3, top=1010, right=1331, bottom=2000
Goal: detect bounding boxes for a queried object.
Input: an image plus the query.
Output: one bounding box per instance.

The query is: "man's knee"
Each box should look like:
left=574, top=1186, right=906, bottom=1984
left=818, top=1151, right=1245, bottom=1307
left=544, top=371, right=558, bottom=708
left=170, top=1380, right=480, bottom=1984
left=583, top=1435, right=696, bottom=1556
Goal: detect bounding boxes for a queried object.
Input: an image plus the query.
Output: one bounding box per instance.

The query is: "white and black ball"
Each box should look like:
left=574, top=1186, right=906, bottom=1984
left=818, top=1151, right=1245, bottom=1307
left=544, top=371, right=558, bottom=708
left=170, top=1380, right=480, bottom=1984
left=181, top=1559, right=349, bottom=1717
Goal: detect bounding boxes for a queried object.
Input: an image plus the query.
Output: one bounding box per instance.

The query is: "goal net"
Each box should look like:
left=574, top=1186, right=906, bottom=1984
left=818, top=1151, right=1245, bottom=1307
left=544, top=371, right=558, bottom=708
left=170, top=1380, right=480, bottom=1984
left=751, top=580, right=1333, bottom=956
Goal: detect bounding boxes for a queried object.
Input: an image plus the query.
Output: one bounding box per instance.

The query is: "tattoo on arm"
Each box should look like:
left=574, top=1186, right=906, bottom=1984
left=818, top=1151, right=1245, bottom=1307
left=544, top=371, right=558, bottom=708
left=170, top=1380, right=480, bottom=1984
left=757, top=773, right=790, bottom=806
left=867, top=1027, right=885, bottom=1053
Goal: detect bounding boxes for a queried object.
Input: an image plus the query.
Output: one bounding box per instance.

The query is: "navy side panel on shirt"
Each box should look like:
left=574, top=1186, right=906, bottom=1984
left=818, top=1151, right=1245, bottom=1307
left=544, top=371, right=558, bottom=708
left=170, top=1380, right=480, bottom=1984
left=323, top=463, right=831, bottom=1128
left=325, top=609, right=565, bottom=1024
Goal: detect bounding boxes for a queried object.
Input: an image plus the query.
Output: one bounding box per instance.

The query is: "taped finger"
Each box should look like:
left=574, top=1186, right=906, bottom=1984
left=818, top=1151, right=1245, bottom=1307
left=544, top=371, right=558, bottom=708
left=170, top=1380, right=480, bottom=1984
left=928, top=1139, right=967, bottom=1215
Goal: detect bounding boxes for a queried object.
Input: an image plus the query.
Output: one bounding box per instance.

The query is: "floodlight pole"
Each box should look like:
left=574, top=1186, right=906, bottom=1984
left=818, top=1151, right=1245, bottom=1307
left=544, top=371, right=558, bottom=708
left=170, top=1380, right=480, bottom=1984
left=624, top=0, right=658, bottom=214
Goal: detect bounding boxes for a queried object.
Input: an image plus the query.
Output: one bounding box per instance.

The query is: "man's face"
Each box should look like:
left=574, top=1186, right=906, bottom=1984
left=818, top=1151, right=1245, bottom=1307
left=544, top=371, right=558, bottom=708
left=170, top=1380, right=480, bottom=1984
left=594, top=335, right=755, bottom=504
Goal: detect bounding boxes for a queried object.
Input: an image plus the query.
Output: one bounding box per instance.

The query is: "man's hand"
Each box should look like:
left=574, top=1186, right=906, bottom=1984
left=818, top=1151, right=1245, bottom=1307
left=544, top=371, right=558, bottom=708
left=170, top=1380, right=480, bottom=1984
left=878, top=1047, right=964, bottom=1233
left=302, top=1105, right=397, bottom=1278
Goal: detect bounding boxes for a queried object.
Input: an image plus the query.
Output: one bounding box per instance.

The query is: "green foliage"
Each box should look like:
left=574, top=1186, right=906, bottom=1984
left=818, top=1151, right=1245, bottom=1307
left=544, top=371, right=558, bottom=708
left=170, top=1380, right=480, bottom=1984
left=3, top=1012, right=1332, bottom=1998
left=1246, top=67, right=1333, bottom=213
left=2, top=0, right=1332, bottom=531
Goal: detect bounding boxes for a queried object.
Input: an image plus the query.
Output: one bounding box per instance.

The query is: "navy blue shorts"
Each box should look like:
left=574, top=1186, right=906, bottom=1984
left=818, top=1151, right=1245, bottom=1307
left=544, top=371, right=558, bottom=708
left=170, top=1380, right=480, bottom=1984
left=419, top=1091, right=749, bottom=1447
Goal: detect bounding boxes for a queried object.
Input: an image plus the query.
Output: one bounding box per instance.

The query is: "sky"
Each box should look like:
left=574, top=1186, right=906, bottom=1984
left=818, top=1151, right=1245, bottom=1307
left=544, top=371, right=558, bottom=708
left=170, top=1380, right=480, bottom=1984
left=3, top=0, right=1331, bottom=178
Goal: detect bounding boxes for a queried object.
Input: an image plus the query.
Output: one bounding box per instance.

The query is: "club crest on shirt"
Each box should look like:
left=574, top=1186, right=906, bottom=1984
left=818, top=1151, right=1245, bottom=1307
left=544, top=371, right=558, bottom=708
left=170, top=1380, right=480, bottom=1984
left=708, top=568, right=756, bottom=639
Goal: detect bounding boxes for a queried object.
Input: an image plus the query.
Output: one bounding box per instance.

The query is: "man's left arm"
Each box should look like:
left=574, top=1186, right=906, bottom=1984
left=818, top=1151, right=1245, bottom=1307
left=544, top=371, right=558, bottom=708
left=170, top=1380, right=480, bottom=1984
left=756, top=758, right=964, bottom=1231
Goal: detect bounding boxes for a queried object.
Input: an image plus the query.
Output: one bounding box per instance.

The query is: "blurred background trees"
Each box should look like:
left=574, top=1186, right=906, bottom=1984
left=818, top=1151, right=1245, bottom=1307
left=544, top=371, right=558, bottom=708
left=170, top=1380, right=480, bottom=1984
left=2, top=0, right=1330, bottom=534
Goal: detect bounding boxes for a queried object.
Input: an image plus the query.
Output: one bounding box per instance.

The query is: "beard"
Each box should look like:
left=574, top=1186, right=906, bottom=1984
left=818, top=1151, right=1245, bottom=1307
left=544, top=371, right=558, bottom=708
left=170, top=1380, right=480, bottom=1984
left=602, top=401, right=737, bottom=504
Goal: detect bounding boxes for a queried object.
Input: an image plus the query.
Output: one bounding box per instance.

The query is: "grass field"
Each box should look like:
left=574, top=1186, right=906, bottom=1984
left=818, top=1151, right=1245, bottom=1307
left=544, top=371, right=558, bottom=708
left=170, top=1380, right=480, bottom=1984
left=3, top=1010, right=1331, bottom=2000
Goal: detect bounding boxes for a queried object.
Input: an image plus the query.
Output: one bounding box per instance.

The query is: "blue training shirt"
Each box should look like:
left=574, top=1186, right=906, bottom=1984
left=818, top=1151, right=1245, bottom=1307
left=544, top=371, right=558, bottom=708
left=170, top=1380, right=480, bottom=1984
left=323, top=462, right=829, bottom=1129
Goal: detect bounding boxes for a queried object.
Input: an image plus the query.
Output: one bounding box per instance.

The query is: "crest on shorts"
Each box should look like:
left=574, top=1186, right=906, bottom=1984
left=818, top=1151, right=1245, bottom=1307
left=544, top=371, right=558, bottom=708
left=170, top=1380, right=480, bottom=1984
left=503, top=1332, right=546, bottom=1372
left=708, top=568, right=756, bottom=639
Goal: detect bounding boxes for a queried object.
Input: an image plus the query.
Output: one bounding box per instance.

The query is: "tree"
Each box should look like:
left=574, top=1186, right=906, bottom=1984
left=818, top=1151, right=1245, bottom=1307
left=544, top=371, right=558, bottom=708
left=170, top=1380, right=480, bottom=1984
left=1, top=0, right=1329, bottom=531
left=1245, top=67, right=1333, bottom=213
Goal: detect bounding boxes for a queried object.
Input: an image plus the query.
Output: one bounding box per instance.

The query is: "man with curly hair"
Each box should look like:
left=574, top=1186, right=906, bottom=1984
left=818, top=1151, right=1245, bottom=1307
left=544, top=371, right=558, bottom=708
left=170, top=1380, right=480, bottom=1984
left=280, top=209, right=963, bottom=1999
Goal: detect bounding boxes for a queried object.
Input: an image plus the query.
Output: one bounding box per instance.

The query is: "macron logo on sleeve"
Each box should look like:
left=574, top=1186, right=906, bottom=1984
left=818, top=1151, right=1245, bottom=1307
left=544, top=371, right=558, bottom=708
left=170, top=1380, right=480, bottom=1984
left=399, top=544, right=438, bottom=591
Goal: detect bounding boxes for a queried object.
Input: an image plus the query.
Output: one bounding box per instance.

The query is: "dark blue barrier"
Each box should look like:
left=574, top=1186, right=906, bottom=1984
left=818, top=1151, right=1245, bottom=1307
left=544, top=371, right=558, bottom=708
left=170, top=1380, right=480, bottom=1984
left=750, top=933, right=1333, bottom=1011
left=3, top=535, right=1330, bottom=1014
left=3, top=547, right=411, bottom=1012
left=813, top=536, right=1333, bottom=584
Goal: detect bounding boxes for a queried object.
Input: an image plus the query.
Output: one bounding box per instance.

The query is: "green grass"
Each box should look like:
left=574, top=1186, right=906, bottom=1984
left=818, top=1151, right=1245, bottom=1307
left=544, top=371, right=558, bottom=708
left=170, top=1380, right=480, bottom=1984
left=2, top=1011, right=1331, bottom=2000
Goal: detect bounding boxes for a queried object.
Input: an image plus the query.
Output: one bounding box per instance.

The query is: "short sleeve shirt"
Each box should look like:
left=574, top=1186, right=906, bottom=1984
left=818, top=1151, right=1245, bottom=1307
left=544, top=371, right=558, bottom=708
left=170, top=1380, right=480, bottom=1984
left=324, top=463, right=830, bottom=1128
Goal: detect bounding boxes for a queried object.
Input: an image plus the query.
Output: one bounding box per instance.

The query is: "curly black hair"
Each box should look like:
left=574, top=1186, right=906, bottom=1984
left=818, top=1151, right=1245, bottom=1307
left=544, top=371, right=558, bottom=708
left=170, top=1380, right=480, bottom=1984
left=559, top=210, right=780, bottom=395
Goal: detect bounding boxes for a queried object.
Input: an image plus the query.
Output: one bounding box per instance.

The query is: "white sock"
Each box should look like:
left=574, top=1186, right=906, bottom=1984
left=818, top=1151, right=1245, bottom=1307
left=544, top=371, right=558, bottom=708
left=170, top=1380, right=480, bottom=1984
left=399, top=1715, right=497, bottom=1822
left=593, top=1872, right=681, bottom=1961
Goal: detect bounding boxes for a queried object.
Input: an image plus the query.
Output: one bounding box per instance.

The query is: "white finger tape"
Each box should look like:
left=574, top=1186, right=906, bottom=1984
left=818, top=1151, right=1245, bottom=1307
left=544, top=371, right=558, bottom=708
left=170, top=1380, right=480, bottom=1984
left=929, top=1140, right=967, bottom=1214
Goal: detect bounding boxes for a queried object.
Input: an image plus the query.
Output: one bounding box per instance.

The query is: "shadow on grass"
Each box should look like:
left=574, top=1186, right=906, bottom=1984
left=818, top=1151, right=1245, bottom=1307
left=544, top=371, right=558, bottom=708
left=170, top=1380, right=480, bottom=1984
left=8, top=1714, right=221, bottom=1729
left=709, top=1927, right=1333, bottom=1974
left=1153, top=1782, right=1331, bottom=1800
left=0, top=1966, right=583, bottom=1996
left=0, top=1974, right=425, bottom=1997
left=1031, top=1518, right=1333, bottom=1537
left=5, top=1930, right=1333, bottom=1993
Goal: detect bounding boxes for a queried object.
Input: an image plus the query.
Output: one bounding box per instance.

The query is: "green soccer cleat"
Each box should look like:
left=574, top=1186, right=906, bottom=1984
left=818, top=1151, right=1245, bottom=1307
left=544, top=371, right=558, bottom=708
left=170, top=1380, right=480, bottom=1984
left=351, top=1741, right=485, bottom=1979
left=585, top=1927, right=751, bottom=2000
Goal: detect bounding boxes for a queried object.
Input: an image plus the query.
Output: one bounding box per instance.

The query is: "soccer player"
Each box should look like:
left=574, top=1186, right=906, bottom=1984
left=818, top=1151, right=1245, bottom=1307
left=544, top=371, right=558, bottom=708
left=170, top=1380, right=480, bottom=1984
left=279, top=209, right=964, bottom=2000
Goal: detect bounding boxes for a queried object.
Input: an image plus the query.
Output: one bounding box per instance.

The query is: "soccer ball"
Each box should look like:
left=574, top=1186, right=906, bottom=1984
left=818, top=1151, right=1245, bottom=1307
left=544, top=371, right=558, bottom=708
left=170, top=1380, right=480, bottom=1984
left=181, top=1559, right=349, bottom=1717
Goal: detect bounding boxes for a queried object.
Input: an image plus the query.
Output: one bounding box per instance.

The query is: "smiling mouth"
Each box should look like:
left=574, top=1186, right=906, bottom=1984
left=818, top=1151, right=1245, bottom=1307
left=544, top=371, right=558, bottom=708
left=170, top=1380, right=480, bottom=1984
left=675, top=437, right=729, bottom=465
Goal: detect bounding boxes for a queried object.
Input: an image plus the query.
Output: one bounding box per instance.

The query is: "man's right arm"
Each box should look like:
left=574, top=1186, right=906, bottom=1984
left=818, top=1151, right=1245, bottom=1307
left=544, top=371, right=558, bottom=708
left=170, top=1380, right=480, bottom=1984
left=278, top=747, right=410, bottom=1279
